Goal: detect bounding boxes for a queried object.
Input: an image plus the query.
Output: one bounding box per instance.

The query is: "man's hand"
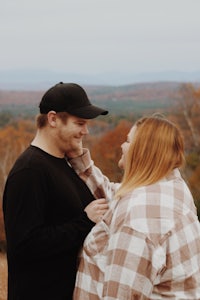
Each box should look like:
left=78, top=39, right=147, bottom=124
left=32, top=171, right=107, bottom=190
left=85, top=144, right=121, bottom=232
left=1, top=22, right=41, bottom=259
left=84, top=198, right=109, bottom=223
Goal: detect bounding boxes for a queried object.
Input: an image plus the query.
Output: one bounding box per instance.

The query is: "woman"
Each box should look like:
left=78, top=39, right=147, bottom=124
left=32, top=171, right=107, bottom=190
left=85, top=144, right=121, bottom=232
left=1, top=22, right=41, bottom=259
left=70, top=115, right=200, bottom=299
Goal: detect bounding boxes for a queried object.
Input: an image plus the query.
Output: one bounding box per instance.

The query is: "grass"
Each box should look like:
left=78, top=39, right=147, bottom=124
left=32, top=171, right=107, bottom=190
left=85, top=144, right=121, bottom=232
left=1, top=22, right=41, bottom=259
left=0, top=253, right=7, bottom=300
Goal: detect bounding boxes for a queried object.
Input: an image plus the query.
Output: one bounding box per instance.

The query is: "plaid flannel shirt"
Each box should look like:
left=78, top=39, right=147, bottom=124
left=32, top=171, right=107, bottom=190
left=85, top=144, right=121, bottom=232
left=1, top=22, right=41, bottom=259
left=70, top=149, right=200, bottom=300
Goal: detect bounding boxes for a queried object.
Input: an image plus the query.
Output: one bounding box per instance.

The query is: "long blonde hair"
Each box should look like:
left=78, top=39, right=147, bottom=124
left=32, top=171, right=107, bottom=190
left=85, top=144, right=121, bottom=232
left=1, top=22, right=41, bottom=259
left=115, top=115, right=185, bottom=199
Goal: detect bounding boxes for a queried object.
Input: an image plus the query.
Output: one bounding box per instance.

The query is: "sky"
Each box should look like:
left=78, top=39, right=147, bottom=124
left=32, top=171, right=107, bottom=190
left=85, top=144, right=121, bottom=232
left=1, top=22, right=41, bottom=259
left=1, top=0, right=200, bottom=76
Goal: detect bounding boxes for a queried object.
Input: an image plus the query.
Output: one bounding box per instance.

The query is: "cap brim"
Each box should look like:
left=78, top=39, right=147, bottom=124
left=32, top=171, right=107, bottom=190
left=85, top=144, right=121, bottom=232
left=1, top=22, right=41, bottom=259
left=68, top=105, right=108, bottom=119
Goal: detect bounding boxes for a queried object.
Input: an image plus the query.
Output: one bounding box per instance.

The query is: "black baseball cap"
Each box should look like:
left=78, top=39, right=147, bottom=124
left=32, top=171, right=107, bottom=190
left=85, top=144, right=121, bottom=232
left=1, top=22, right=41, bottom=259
left=39, top=82, right=108, bottom=119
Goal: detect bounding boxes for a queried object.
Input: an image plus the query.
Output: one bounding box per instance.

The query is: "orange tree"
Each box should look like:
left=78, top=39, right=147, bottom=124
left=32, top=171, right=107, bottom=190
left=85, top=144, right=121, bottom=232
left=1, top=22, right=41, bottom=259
left=0, top=120, right=35, bottom=248
left=89, top=119, right=132, bottom=182
left=0, top=120, right=35, bottom=199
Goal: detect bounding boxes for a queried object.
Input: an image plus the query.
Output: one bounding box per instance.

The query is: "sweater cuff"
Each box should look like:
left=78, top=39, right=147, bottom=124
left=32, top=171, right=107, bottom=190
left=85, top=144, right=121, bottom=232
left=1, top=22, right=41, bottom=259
left=69, top=148, right=93, bottom=173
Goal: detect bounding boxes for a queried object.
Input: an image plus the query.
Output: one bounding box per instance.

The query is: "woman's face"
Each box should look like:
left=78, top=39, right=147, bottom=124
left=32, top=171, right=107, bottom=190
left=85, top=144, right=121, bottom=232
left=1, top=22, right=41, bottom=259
left=118, top=125, right=137, bottom=169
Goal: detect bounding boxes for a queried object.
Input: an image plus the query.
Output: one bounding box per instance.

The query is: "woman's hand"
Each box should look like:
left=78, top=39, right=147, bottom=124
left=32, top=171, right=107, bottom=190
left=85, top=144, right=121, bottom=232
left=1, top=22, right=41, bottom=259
left=84, top=198, right=109, bottom=223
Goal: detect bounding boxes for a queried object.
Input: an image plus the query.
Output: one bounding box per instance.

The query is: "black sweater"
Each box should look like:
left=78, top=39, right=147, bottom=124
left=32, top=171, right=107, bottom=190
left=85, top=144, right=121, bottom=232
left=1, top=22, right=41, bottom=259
left=3, top=146, right=95, bottom=300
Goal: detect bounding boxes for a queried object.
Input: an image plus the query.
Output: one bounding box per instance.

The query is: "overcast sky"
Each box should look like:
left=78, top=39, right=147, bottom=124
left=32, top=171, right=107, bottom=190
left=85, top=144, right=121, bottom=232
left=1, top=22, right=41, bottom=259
left=1, top=0, right=200, bottom=75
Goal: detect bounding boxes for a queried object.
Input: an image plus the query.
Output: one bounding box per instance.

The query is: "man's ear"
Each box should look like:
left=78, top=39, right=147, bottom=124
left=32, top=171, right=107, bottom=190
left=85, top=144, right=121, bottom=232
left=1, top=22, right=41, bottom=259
left=47, top=111, right=57, bottom=128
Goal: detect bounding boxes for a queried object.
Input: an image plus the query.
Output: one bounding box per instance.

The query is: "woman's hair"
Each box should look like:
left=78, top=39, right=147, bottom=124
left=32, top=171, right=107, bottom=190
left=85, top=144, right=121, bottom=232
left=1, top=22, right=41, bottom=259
left=115, top=114, right=185, bottom=199
left=36, top=112, right=69, bottom=128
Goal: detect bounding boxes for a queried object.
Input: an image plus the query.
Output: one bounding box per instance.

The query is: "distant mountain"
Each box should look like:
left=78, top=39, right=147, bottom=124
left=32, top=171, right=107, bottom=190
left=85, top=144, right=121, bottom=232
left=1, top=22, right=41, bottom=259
left=1, top=81, right=200, bottom=119
left=0, top=81, right=179, bottom=104
left=0, top=69, right=200, bottom=90
left=0, top=81, right=185, bottom=116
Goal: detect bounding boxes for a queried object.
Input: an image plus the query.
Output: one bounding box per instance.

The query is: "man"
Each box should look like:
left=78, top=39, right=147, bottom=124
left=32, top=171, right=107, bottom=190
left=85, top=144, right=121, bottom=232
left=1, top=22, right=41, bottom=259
left=3, top=82, right=109, bottom=300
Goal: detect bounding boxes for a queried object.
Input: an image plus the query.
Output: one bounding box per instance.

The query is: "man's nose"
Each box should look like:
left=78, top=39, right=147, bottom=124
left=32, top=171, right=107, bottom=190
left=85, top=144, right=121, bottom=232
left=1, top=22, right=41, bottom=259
left=82, top=124, right=89, bottom=135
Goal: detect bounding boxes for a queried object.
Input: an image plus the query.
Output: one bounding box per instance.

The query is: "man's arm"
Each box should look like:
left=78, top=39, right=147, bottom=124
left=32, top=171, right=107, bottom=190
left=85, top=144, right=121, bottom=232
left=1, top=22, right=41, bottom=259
left=3, top=168, right=95, bottom=262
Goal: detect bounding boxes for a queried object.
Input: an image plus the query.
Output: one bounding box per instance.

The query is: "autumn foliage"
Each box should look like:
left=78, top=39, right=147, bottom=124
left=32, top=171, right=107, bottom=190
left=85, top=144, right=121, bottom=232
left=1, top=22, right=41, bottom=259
left=0, top=121, right=35, bottom=198
left=0, top=83, right=200, bottom=250
left=90, top=120, right=132, bottom=182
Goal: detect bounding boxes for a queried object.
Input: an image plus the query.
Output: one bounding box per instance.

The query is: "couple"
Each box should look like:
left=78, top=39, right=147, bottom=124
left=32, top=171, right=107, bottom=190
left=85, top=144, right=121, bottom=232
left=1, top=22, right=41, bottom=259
left=3, top=82, right=200, bottom=300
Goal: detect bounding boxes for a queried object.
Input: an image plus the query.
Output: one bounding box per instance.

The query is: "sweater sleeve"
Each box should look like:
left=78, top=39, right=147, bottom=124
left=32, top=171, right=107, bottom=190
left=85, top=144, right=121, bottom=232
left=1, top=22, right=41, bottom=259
left=102, top=225, right=165, bottom=299
left=3, top=168, right=94, bottom=262
left=69, top=148, right=120, bottom=201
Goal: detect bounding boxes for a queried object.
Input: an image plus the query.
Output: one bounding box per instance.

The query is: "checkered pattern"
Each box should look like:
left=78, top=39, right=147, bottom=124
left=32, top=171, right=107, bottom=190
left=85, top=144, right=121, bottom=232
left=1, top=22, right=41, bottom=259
left=70, top=149, right=200, bottom=299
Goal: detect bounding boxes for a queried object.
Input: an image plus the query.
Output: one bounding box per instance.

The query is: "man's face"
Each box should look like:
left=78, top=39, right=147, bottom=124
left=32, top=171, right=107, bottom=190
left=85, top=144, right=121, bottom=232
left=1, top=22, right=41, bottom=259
left=55, top=114, right=89, bottom=157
